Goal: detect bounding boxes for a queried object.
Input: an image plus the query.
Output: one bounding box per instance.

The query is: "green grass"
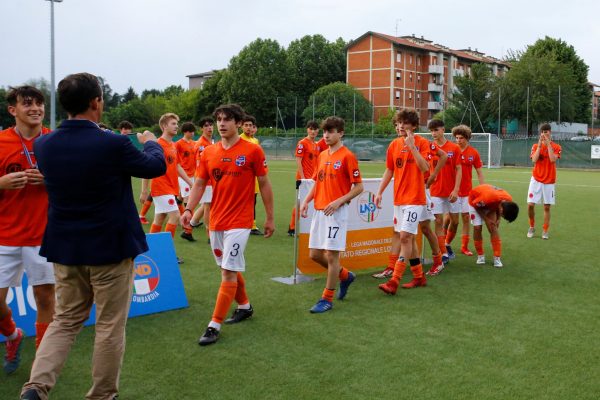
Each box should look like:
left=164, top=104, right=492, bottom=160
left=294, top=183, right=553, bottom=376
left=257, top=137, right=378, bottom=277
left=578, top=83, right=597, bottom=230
left=3, top=162, right=600, bottom=399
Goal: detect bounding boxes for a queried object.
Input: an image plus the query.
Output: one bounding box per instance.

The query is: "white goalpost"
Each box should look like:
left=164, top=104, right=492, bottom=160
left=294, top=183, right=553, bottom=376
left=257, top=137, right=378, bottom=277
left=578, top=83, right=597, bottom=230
left=417, top=132, right=503, bottom=168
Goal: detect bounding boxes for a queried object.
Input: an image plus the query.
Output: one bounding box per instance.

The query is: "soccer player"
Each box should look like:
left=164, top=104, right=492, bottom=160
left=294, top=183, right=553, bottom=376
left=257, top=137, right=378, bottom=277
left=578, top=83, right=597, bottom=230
left=527, top=123, right=561, bottom=240
left=0, top=86, right=56, bottom=375
left=300, top=117, right=363, bottom=313
left=468, top=184, right=519, bottom=267
left=189, top=117, right=215, bottom=234
left=182, top=104, right=274, bottom=346
left=118, top=120, right=133, bottom=135
left=376, top=109, right=437, bottom=295
left=427, top=119, right=462, bottom=265
left=288, top=120, right=320, bottom=236
left=451, top=125, right=485, bottom=255
left=240, top=115, right=263, bottom=235
left=140, top=113, right=192, bottom=244
left=176, top=122, right=197, bottom=241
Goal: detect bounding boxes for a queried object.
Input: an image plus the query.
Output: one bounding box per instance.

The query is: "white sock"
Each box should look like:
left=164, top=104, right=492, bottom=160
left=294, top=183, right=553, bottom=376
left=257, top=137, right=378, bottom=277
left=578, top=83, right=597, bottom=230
left=208, top=321, right=221, bottom=331
left=237, top=303, right=251, bottom=310
left=7, top=329, right=19, bottom=341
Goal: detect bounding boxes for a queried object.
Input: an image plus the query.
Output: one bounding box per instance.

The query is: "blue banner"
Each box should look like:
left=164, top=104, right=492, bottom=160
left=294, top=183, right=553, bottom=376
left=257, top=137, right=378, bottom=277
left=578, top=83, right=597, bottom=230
left=2, top=233, right=188, bottom=342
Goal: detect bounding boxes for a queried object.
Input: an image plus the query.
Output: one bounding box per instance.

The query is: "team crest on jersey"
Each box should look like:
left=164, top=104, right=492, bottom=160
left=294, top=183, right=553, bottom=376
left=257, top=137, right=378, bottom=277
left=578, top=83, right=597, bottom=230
left=167, top=155, right=175, bottom=164
left=132, top=255, right=160, bottom=304
left=298, top=143, right=304, bottom=149
left=447, top=151, right=454, bottom=158
left=212, top=168, right=223, bottom=182
left=430, top=144, right=436, bottom=150
left=183, top=151, right=190, bottom=157
left=235, top=155, right=246, bottom=167
left=199, top=146, right=205, bottom=151
left=396, top=158, right=404, bottom=168
left=318, top=170, right=325, bottom=181
left=468, top=156, right=474, bottom=162
left=333, top=160, right=342, bottom=170
left=6, top=163, right=23, bottom=174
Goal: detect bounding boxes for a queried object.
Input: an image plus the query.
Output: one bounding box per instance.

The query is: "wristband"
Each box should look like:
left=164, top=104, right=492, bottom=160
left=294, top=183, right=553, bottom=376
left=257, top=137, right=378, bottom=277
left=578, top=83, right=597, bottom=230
left=184, top=209, right=193, bottom=214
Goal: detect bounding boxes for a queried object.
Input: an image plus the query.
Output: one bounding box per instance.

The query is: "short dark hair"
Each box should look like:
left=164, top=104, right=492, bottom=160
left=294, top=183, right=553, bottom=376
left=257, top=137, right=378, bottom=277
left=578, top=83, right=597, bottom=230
left=540, top=123, right=551, bottom=132
left=306, top=120, right=319, bottom=130
left=393, top=108, right=419, bottom=127
left=242, top=114, right=256, bottom=125
left=427, top=119, right=445, bottom=130
left=181, top=122, right=196, bottom=133
left=321, top=116, right=345, bottom=133
left=213, top=104, right=245, bottom=123
left=198, top=116, right=214, bottom=127
left=57, top=73, right=102, bottom=116
left=502, top=201, right=519, bottom=223
left=452, top=124, right=472, bottom=141
left=6, top=85, right=45, bottom=106
left=118, top=120, right=133, bottom=130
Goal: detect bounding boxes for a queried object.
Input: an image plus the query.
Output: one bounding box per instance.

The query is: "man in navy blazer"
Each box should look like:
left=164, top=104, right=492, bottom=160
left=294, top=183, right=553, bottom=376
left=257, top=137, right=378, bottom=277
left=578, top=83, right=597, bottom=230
left=21, top=73, right=166, bottom=400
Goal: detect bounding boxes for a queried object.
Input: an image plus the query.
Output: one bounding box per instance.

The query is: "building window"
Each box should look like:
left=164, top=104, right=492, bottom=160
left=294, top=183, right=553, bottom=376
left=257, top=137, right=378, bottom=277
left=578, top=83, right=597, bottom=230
left=417, top=56, right=421, bottom=66
left=410, top=55, right=413, bottom=64
left=409, top=91, right=412, bottom=100
left=417, top=74, right=421, bottom=83
left=409, top=72, right=413, bottom=82
left=395, top=90, right=401, bottom=99
left=396, top=71, right=402, bottom=81
left=417, top=93, right=421, bottom=100
left=396, top=52, right=402, bottom=62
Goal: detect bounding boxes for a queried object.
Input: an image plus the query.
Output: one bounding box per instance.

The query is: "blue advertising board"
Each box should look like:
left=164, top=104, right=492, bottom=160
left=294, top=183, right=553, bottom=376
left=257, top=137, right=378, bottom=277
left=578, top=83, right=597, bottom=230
left=2, top=233, right=188, bottom=343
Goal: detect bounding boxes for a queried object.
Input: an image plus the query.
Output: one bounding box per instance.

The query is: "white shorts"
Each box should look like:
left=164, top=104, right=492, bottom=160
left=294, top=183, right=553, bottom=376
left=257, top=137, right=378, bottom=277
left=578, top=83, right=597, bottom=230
left=432, top=196, right=462, bottom=215
left=309, top=205, right=349, bottom=251
left=419, top=189, right=435, bottom=222
left=154, top=194, right=179, bottom=214
left=200, top=185, right=213, bottom=204
left=468, top=206, right=483, bottom=227
left=0, top=246, right=55, bottom=288
left=527, top=177, right=555, bottom=205
left=457, top=196, right=470, bottom=213
left=209, top=229, right=250, bottom=272
left=178, top=177, right=194, bottom=198
left=393, top=205, right=424, bottom=234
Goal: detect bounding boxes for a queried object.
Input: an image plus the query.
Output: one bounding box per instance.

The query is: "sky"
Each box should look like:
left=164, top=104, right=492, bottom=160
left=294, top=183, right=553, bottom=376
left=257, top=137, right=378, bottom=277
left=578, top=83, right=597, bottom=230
left=1, top=0, right=599, bottom=94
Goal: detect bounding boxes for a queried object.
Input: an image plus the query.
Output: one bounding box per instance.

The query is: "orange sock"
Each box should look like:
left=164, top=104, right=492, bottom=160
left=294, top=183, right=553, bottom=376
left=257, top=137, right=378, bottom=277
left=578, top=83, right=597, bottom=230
left=446, top=229, right=457, bottom=245
left=474, top=240, right=484, bottom=256
left=289, top=207, right=296, bottom=231
left=149, top=223, right=162, bottom=233
left=235, top=272, right=249, bottom=305
left=387, top=254, right=399, bottom=270
left=392, top=260, right=407, bottom=283
left=321, top=288, right=335, bottom=302
left=529, top=218, right=535, bottom=228
left=165, top=223, right=177, bottom=239
left=491, top=238, right=502, bottom=257
left=35, top=322, right=49, bottom=350
left=542, top=223, right=549, bottom=232
left=183, top=226, right=193, bottom=234
left=140, top=200, right=152, bottom=217
left=410, top=264, right=424, bottom=279
left=437, top=235, right=447, bottom=252
left=461, top=234, right=470, bottom=250
left=0, top=310, right=16, bottom=337
left=432, top=252, right=442, bottom=266
left=211, top=281, right=238, bottom=324
left=338, top=267, right=349, bottom=281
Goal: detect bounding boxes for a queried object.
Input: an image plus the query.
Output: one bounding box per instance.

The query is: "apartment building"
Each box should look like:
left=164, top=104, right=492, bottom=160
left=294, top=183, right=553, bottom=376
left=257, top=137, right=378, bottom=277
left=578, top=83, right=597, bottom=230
left=346, top=31, right=510, bottom=126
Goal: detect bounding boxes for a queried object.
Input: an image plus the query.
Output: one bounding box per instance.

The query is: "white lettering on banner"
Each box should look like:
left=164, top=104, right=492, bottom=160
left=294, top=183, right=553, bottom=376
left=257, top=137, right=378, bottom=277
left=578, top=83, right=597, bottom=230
left=349, top=238, right=393, bottom=248
left=5, top=286, right=37, bottom=316
left=132, top=291, right=160, bottom=303
left=341, top=245, right=393, bottom=259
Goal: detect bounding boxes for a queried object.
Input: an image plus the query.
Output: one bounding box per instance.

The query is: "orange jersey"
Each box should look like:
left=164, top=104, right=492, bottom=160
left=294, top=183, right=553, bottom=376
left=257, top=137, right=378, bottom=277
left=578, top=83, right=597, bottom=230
left=194, top=135, right=213, bottom=184
left=151, top=137, right=179, bottom=197
left=531, top=142, right=561, bottom=184
left=468, top=184, right=512, bottom=211
left=386, top=135, right=437, bottom=206
left=295, top=137, right=319, bottom=179
left=430, top=140, right=462, bottom=197
left=313, top=146, right=362, bottom=210
left=0, top=127, right=50, bottom=246
left=197, top=138, right=267, bottom=230
left=458, top=145, right=483, bottom=197
left=317, top=138, right=328, bottom=153
left=175, top=138, right=196, bottom=176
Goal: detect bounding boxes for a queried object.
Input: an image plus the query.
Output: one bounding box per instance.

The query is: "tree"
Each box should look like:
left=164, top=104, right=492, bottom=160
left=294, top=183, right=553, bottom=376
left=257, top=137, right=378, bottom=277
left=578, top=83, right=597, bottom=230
left=301, top=82, right=371, bottom=125
left=97, top=76, right=120, bottom=110
left=195, top=70, right=227, bottom=120
left=122, top=87, right=138, bottom=103
left=286, top=35, right=347, bottom=104
left=168, top=89, right=200, bottom=122
left=219, top=38, right=291, bottom=125
left=0, top=87, right=12, bottom=129
left=525, top=37, right=590, bottom=122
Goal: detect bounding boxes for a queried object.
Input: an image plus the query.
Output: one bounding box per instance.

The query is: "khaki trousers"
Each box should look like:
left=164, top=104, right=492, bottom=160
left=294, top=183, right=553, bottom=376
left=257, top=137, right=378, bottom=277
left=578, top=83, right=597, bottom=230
left=22, top=258, right=135, bottom=400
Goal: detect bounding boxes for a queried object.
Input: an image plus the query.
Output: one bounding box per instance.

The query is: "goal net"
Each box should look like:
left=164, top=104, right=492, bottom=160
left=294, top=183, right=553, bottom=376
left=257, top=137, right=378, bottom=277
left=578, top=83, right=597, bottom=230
left=417, top=132, right=502, bottom=168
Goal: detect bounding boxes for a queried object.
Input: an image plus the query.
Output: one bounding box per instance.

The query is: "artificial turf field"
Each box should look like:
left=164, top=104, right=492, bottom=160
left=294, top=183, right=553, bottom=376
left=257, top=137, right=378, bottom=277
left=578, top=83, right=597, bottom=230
left=2, top=161, right=599, bottom=399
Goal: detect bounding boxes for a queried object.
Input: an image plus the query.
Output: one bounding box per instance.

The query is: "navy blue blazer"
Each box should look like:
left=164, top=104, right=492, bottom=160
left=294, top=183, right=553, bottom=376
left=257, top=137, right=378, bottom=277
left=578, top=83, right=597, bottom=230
left=34, top=119, right=166, bottom=266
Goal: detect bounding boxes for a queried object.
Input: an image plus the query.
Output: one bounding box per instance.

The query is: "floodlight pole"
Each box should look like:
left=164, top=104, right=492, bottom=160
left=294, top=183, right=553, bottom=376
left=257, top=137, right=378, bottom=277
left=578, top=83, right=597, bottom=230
left=526, top=86, right=529, bottom=136
left=47, top=0, right=63, bottom=130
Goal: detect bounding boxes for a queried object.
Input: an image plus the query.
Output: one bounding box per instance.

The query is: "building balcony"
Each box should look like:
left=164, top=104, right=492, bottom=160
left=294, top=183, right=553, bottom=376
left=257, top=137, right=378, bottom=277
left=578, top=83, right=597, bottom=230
left=428, top=101, right=444, bottom=111
left=428, top=65, right=444, bottom=74
left=452, top=69, right=465, bottom=77
left=428, top=83, right=443, bottom=92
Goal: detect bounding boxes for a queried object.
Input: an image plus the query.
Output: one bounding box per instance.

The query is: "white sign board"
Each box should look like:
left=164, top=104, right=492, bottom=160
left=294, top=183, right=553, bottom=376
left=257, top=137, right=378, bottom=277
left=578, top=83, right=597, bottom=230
left=592, top=145, right=600, bottom=159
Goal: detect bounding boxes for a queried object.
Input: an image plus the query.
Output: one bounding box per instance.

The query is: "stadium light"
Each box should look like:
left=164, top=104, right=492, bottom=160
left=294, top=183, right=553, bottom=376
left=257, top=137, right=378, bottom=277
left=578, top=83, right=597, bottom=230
left=46, top=0, right=63, bottom=130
